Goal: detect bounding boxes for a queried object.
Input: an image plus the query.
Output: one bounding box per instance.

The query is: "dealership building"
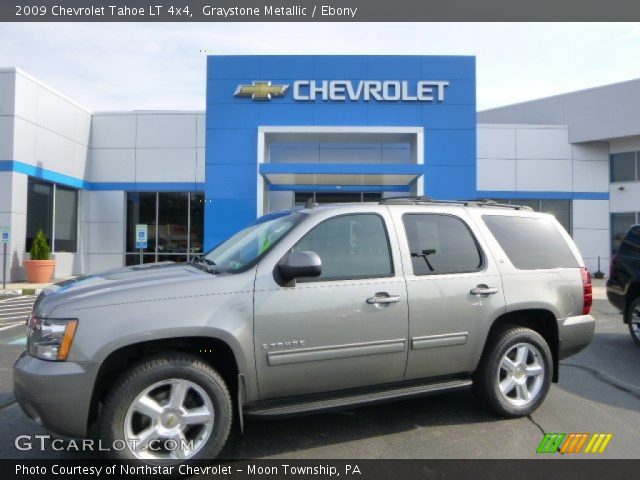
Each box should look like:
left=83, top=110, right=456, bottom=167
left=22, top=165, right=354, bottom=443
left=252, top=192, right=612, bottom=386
left=1, top=55, right=640, bottom=282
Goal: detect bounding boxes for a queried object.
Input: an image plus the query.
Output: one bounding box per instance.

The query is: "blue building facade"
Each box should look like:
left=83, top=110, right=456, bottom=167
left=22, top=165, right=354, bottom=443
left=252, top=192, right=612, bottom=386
left=205, top=55, right=476, bottom=248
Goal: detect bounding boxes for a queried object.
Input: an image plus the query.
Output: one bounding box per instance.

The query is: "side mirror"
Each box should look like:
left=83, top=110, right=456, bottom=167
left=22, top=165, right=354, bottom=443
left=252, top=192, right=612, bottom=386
left=278, top=251, right=322, bottom=283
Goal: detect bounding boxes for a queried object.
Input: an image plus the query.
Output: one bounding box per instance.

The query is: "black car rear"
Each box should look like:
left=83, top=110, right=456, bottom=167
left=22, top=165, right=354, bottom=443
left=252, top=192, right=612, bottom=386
left=607, top=224, right=640, bottom=345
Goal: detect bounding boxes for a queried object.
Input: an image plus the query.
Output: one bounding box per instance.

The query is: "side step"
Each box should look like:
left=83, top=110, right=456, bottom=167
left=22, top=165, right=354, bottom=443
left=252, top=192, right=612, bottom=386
left=245, top=378, right=472, bottom=418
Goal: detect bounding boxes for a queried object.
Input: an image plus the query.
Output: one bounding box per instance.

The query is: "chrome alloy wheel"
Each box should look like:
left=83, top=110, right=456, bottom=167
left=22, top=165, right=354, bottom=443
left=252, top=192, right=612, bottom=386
left=497, top=342, right=545, bottom=407
left=124, top=379, right=215, bottom=460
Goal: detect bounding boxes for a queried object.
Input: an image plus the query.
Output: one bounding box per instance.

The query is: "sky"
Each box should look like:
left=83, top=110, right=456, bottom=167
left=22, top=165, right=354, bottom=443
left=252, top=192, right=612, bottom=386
left=0, top=22, right=639, bottom=111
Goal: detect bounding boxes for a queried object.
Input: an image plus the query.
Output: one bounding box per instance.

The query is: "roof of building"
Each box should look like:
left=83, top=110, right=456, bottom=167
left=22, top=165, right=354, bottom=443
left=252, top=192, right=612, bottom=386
left=478, top=77, right=640, bottom=143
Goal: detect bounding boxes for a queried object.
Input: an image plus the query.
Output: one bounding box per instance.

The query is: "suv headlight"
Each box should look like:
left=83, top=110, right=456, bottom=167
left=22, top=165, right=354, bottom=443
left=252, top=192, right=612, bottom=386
left=27, top=316, right=78, bottom=361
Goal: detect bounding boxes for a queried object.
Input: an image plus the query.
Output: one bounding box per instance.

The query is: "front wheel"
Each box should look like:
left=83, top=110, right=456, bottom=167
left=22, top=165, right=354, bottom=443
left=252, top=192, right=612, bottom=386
left=99, top=352, right=232, bottom=462
left=474, top=327, right=553, bottom=417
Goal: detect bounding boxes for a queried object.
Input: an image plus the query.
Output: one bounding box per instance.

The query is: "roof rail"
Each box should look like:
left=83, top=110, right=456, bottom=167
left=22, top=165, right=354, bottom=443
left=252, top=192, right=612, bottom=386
left=379, top=196, right=533, bottom=211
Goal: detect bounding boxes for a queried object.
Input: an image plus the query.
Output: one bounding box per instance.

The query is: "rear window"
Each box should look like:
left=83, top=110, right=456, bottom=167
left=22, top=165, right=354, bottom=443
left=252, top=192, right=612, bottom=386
left=619, top=225, right=640, bottom=258
left=483, top=215, right=578, bottom=270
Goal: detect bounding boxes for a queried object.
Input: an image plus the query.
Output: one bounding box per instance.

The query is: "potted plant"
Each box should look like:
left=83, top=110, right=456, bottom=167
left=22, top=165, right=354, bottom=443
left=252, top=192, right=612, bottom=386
left=24, top=230, right=55, bottom=283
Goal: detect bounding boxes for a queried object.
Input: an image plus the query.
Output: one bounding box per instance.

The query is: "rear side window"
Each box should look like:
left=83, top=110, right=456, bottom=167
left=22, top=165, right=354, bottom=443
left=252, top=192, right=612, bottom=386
left=619, top=225, right=640, bottom=258
left=293, top=213, right=393, bottom=281
left=403, top=214, right=483, bottom=275
left=483, top=215, right=578, bottom=270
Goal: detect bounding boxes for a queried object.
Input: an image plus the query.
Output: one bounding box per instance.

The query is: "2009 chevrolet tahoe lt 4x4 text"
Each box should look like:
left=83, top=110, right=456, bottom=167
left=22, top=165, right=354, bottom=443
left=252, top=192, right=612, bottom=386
left=13, top=198, right=595, bottom=462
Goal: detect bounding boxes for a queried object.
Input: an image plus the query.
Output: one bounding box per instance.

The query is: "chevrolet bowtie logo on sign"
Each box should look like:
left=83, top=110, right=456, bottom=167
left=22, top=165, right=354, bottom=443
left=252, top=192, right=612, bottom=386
left=234, top=81, right=290, bottom=100
left=537, top=432, right=613, bottom=454
left=234, top=80, right=450, bottom=102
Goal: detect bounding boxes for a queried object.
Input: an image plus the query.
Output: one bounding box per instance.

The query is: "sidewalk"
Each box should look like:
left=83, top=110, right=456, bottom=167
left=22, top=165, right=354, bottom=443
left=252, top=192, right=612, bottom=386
left=592, top=277, right=606, bottom=300
left=0, top=277, right=76, bottom=296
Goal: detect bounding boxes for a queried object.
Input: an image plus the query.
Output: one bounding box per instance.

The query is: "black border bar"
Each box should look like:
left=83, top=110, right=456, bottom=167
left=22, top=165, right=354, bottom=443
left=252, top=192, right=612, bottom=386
left=3, top=459, right=640, bottom=480
left=2, top=0, right=640, bottom=22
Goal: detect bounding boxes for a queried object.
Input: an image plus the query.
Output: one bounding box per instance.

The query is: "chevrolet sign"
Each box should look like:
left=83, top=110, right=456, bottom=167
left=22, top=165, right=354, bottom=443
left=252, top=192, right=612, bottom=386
left=234, top=80, right=450, bottom=102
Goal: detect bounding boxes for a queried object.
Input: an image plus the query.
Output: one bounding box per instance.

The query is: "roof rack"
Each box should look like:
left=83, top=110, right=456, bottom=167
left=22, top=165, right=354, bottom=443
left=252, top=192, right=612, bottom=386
left=379, top=196, right=533, bottom=211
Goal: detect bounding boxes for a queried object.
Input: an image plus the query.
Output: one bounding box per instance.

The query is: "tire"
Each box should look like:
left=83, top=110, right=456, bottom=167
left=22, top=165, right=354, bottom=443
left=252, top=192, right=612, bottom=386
left=625, top=297, right=640, bottom=347
left=99, top=352, right=232, bottom=462
left=473, top=327, right=553, bottom=418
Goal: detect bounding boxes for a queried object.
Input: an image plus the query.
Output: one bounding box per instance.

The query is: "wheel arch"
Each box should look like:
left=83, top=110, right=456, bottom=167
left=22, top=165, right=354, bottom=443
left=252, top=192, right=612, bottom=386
left=624, top=282, right=640, bottom=324
left=87, top=336, right=239, bottom=435
left=478, top=309, right=560, bottom=382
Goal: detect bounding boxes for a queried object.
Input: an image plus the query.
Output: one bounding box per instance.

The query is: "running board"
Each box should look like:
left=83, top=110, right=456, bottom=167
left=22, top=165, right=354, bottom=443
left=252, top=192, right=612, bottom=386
left=245, top=378, right=472, bottom=418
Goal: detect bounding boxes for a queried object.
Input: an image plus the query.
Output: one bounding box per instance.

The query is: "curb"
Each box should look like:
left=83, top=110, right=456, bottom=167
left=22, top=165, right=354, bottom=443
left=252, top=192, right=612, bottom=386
left=0, top=288, right=42, bottom=296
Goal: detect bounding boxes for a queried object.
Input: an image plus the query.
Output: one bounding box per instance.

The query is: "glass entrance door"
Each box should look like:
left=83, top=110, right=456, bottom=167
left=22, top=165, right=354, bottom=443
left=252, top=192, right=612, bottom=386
left=294, top=192, right=382, bottom=207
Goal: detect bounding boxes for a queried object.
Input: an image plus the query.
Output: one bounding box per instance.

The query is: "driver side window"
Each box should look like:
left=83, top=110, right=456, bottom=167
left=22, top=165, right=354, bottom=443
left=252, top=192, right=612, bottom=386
left=292, top=214, right=393, bottom=282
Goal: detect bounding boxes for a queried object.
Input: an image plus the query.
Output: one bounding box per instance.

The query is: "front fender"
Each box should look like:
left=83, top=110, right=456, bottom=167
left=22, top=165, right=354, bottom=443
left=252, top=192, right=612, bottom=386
left=51, top=280, right=259, bottom=402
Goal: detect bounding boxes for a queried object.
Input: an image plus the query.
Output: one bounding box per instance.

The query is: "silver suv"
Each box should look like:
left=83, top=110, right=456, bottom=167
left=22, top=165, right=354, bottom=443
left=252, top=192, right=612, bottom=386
left=14, top=198, right=595, bottom=462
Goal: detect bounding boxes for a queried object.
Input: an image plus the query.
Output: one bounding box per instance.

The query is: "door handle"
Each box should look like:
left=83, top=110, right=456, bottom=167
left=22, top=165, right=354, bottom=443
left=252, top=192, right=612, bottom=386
left=470, top=284, right=499, bottom=297
left=366, top=294, right=401, bottom=305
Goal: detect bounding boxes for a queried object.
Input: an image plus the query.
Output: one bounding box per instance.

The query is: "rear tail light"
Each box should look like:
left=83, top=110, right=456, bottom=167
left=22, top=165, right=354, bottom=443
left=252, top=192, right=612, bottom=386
left=581, top=267, right=592, bottom=315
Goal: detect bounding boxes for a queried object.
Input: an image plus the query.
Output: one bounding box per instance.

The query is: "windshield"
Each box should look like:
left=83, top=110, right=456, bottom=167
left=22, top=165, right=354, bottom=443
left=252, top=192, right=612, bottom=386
left=198, top=211, right=307, bottom=273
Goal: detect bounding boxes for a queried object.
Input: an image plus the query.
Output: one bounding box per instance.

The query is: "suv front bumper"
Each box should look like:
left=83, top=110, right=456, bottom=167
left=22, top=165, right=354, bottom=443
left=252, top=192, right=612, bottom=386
left=558, top=314, right=595, bottom=359
left=13, top=352, right=100, bottom=438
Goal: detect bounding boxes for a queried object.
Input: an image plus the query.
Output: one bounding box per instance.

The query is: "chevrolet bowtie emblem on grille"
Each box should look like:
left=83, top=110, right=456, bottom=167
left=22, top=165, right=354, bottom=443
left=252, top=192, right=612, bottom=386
left=234, top=81, right=290, bottom=100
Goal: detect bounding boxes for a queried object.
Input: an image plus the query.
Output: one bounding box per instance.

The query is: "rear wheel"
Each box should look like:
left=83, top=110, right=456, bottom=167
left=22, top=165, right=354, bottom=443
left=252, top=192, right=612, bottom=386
left=474, top=327, right=552, bottom=417
left=99, top=352, right=232, bottom=462
left=625, top=297, right=640, bottom=347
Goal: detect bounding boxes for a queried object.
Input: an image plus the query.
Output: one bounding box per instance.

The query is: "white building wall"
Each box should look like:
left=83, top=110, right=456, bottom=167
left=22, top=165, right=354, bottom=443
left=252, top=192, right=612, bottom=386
left=610, top=182, right=640, bottom=213
left=572, top=200, right=611, bottom=273
left=0, top=68, right=92, bottom=281
left=10, top=69, right=91, bottom=180
left=0, top=173, right=27, bottom=283
left=86, top=111, right=203, bottom=273
left=609, top=135, right=640, bottom=214
left=477, top=124, right=610, bottom=273
left=1, top=81, right=205, bottom=280
left=609, top=135, right=640, bottom=154
left=571, top=143, right=611, bottom=272
left=81, top=191, right=125, bottom=274
left=90, top=112, right=203, bottom=185
left=478, top=125, right=575, bottom=192
left=0, top=71, right=20, bottom=283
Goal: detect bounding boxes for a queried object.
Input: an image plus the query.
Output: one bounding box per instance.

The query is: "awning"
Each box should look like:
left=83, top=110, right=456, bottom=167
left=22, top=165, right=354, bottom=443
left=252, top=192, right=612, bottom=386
left=260, top=163, right=423, bottom=187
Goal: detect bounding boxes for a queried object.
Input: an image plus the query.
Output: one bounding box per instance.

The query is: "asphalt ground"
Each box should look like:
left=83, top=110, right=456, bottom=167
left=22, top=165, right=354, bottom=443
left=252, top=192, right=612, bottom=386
left=0, top=294, right=32, bottom=408
left=0, top=292, right=638, bottom=460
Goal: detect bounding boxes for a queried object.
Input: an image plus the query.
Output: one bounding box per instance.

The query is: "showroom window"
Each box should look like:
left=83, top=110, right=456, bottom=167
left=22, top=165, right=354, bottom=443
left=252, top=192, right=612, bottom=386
left=125, top=192, right=204, bottom=266
left=270, top=141, right=412, bottom=164
left=610, top=151, right=640, bottom=183
left=294, top=192, right=382, bottom=207
left=488, top=199, right=572, bottom=234
left=611, top=212, right=640, bottom=253
left=26, top=178, right=78, bottom=253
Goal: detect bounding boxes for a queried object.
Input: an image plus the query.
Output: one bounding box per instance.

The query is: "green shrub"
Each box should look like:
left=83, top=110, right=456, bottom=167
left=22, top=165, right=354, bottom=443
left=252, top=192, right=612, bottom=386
left=30, top=230, right=50, bottom=260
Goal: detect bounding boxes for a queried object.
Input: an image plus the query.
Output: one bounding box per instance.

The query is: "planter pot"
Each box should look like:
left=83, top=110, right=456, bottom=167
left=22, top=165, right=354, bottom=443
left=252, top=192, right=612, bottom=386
left=24, top=259, right=56, bottom=284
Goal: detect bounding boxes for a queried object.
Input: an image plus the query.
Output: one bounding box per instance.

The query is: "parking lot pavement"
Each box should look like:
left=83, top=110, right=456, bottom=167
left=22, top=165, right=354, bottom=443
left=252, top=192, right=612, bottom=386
left=0, top=295, right=33, bottom=407
left=0, top=296, right=638, bottom=460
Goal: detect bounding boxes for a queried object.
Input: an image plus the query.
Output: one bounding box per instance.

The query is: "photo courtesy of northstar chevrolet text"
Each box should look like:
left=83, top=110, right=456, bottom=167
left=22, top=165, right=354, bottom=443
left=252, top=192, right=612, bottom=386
left=0, top=1, right=639, bottom=479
